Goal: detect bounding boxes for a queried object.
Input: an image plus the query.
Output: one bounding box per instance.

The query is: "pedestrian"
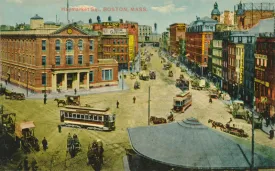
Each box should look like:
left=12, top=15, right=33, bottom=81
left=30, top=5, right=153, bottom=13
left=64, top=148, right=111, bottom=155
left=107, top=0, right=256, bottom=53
left=133, top=96, right=136, bottom=103
left=266, top=117, right=270, bottom=127
left=209, top=97, right=212, bottom=103
left=74, top=88, right=77, bottom=95
left=270, top=129, right=274, bottom=139
left=24, top=157, right=29, bottom=171
left=31, top=158, right=38, bottom=171
left=5, top=80, right=7, bottom=85
left=116, top=100, right=119, bottom=108
left=58, top=125, right=62, bottom=133
left=42, top=137, right=48, bottom=151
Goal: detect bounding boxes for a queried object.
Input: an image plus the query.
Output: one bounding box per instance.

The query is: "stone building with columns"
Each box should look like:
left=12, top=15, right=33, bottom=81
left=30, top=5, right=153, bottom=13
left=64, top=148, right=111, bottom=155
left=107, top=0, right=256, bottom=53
left=0, top=23, right=118, bottom=93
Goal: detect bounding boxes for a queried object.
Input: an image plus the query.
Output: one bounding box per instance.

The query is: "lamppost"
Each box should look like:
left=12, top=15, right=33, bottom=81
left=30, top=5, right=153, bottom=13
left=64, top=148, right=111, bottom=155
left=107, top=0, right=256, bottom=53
left=26, top=67, right=28, bottom=97
left=43, top=63, right=47, bottom=104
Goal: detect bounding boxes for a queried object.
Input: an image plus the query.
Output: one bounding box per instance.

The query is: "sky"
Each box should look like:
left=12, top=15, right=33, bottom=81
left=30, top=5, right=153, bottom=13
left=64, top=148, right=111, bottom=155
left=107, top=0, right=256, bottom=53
left=1, top=0, right=275, bottom=33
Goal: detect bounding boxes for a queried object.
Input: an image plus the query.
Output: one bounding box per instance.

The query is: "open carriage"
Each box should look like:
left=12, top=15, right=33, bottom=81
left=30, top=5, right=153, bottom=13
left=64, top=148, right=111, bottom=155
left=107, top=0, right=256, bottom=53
left=15, top=121, right=40, bottom=153
left=67, top=133, right=81, bottom=157
left=65, top=95, right=80, bottom=106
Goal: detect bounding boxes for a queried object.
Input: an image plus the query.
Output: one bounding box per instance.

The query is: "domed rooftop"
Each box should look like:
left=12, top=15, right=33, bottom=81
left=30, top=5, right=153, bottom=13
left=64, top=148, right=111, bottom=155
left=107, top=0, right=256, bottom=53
left=236, top=2, right=245, bottom=16
left=127, top=118, right=275, bottom=169
left=30, top=14, right=43, bottom=20
left=211, top=2, right=220, bottom=15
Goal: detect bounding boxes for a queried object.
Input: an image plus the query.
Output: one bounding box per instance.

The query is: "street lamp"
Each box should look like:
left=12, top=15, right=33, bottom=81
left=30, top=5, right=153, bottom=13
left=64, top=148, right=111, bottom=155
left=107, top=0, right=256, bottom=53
left=43, top=63, right=47, bottom=104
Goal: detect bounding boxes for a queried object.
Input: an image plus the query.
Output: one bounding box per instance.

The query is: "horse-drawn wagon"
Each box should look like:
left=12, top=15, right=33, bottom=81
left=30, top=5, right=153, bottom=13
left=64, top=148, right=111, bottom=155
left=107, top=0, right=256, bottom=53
left=67, top=133, right=81, bottom=157
left=15, top=121, right=40, bottom=152
left=149, top=70, right=156, bottom=79
left=168, top=70, right=173, bottom=77
left=66, top=95, right=80, bottom=106
left=87, top=140, right=104, bottom=170
left=134, top=81, right=140, bottom=89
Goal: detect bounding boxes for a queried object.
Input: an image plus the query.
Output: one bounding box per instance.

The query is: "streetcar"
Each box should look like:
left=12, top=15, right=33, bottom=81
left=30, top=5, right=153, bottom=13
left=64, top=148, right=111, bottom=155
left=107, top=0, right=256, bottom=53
left=59, top=105, right=116, bottom=131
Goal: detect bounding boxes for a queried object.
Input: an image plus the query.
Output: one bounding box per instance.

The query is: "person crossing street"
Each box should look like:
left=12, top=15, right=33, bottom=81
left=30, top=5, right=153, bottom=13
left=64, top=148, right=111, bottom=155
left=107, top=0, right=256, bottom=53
left=133, top=96, right=136, bottom=103
left=116, top=100, right=119, bottom=108
left=42, top=137, right=48, bottom=151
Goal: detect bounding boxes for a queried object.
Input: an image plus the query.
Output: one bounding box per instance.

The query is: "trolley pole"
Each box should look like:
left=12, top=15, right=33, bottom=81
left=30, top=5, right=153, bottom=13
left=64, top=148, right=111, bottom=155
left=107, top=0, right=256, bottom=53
left=251, top=110, right=255, bottom=171
left=148, top=86, right=151, bottom=125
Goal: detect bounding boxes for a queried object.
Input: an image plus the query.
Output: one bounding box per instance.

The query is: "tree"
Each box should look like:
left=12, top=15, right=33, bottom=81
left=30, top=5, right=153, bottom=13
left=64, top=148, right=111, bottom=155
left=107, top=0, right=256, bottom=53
left=97, top=16, right=101, bottom=23
left=108, top=16, right=112, bottom=22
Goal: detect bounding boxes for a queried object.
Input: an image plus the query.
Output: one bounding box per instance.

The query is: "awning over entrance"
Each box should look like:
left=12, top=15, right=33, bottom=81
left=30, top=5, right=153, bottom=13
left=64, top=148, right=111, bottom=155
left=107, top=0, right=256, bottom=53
left=127, top=118, right=275, bottom=170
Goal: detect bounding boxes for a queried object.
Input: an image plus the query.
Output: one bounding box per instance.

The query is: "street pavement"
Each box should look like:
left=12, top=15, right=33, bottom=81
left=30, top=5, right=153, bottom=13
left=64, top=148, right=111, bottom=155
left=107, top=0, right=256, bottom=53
left=0, top=77, right=129, bottom=99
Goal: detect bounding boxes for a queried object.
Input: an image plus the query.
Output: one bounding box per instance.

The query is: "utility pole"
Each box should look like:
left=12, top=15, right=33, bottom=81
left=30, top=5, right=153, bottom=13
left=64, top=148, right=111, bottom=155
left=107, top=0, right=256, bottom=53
left=44, top=63, right=47, bottom=104
left=251, top=109, right=255, bottom=171
left=26, top=67, right=28, bottom=97
left=122, top=70, right=124, bottom=90
left=148, top=86, right=151, bottom=125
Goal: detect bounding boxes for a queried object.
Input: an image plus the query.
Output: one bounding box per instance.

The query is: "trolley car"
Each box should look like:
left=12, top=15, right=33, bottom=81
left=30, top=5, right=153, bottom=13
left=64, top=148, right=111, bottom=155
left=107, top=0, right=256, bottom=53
left=59, top=106, right=116, bottom=131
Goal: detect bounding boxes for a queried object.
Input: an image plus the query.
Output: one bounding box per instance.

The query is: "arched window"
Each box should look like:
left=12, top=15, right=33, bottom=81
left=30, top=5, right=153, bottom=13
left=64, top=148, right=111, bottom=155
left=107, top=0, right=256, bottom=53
left=66, top=40, right=73, bottom=51
left=78, top=40, right=83, bottom=51
left=55, top=40, right=60, bottom=51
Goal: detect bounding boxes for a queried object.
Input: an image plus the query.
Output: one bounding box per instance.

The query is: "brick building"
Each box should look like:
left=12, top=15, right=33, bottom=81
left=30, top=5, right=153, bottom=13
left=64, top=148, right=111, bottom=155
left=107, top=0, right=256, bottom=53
left=228, top=42, right=237, bottom=98
left=92, top=20, right=138, bottom=70
left=254, top=34, right=275, bottom=117
left=186, top=16, right=217, bottom=76
left=169, top=23, right=187, bottom=56
left=0, top=23, right=118, bottom=93
left=234, top=2, right=275, bottom=30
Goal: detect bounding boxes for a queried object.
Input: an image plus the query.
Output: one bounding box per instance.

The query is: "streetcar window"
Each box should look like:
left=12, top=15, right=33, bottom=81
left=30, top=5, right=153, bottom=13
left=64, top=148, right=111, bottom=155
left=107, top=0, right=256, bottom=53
left=73, top=114, right=76, bottom=118
left=85, top=115, right=89, bottom=120
left=65, top=112, right=68, bottom=117
left=98, top=116, right=103, bottom=121
left=93, top=115, right=98, bottom=121
left=69, top=113, right=72, bottom=118
left=90, top=115, right=93, bottom=120
left=104, top=116, right=108, bottom=121
left=81, top=115, right=84, bottom=119
left=77, top=114, right=80, bottom=119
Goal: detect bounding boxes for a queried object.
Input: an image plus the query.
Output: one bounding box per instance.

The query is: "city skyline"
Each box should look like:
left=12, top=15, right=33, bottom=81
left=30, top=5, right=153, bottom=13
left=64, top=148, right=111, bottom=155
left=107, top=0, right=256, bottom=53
left=2, top=0, right=275, bottom=32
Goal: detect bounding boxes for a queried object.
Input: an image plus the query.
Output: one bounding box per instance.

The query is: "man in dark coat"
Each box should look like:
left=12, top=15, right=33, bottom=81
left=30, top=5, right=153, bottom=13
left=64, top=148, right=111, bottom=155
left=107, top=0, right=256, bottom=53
left=270, top=129, right=274, bottom=139
left=116, top=100, right=119, bottom=108
left=209, top=97, right=212, bottom=103
left=42, top=137, right=48, bottom=151
left=133, top=96, right=136, bottom=103
left=74, top=88, right=77, bottom=95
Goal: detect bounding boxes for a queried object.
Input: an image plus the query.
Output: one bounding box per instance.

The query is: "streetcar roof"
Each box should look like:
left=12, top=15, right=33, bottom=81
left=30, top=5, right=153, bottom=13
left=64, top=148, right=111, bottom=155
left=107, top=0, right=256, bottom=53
left=61, top=108, right=113, bottom=115
left=65, top=105, right=109, bottom=112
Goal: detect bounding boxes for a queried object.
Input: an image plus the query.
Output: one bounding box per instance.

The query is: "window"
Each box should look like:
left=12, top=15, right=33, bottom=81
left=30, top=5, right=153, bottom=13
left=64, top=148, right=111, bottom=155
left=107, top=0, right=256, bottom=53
left=98, top=116, right=103, bottom=121
left=113, top=48, right=116, bottom=52
left=102, top=69, right=113, bottom=81
left=55, top=56, right=60, bottom=65
left=89, top=40, right=94, bottom=50
left=66, top=55, right=73, bottom=65
left=42, top=40, right=46, bottom=51
left=113, top=40, right=116, bottom=44
left=238, top=37, right=242, bottom=42
left=66, top=40, right=73, bottom=51
left=78, top=55, right=83, bottom=64
left=117, top=56, right=119, bottom=61
left=89, top=71, right=94, bottom=82
left=93, top=115, right=98, bottom=121
left=89, top=55, right=94, bottom=64
left=117, top=40, right=120, bottom=44
left=81, top=115, right=84, bottom=119
left=42, top=73, right=46, bottom=85
left=42, top=56, right=46, bottom=65
left=55, top=40, right=60, bottom=51
left=77, top=114, right=80, bottom=119
left=78, top=40, right=83, bottom=51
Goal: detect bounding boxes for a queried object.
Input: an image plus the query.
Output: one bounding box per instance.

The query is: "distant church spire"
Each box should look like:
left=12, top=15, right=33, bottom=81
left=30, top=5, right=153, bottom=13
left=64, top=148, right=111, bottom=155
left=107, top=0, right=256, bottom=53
left=67, top=0, right=69, bottom=23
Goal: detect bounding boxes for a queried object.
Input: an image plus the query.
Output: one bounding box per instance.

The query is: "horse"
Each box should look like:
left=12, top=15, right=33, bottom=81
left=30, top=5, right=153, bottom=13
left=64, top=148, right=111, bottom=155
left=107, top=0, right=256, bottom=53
left=167, top=113, right=174, bottom=122
left=54, top=98, right=66, bottom=107
left=150, top=116, right=167, bottom=124
left=87, top=141, right=103, bottom=170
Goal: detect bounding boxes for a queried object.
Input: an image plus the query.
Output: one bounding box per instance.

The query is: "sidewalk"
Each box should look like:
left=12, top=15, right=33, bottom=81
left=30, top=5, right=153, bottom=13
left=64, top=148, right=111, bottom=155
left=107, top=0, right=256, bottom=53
left=1, top=78, right=129, bottom=99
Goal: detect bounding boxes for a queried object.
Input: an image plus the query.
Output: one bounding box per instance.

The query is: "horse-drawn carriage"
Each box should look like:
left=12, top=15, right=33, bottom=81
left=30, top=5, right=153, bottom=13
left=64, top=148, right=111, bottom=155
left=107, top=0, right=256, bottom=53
left=149, top=70, right=156, bottom=79
left=130, top=73, right=136, bottom=80
left=149, top=116, right=167, bottom=124
left=67, top=133, right=81, bottom=157
left=87, top=140, right=104, bottom=171
left=5, top=91, right=25, bottom=100
left=163, top=63, right=172, bottom=70
left=134, top=81, right=140, bottom=89
left=66, top=95, right=80, bottom=106
left=15, top=121, right=40, bottom=153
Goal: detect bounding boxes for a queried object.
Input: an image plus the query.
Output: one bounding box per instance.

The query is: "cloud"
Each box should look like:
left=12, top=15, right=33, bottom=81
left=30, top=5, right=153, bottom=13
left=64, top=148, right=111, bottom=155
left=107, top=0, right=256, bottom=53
left=151, top=2, right=187, bottom=13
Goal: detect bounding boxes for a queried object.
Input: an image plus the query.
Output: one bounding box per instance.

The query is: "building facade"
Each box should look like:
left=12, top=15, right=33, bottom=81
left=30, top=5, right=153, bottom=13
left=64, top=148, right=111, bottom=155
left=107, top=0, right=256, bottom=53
left=186, top=16, right=217, bottom=76
left=234, top=2, right=275, bottom=30
left=228, top=42, right=237, bottom=98
left=0, top=24, right=118, bottom=93
left=169, top=23, right=187, bottom=56
left=254, top=34, right=275, bottom=117
left=92, top=20, right=138, bottom=70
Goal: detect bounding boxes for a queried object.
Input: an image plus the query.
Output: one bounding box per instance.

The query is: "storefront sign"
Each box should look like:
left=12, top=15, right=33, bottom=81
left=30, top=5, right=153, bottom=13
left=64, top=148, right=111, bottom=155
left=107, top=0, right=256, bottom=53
left=102, top=22, right=120, bottom=27
left=255, top=78, right=270, bottom=87
left=255, top=54, right=267, bottom=59
left=102, top=28, right=127, bottom=35
left=129, top=35, right=135, bottom=61
left=239, top=52, right=244, bottom=84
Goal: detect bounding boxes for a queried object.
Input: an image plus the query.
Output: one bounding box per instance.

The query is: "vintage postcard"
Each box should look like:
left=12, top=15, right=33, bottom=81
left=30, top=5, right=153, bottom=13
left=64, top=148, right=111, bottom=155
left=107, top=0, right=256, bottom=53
left=1, top=0, right=275, bottom=170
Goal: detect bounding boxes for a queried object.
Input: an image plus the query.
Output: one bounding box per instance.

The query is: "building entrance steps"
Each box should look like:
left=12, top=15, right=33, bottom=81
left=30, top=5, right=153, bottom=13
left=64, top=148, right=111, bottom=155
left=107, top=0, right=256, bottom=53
left=0, top=80, right=129, bottom=99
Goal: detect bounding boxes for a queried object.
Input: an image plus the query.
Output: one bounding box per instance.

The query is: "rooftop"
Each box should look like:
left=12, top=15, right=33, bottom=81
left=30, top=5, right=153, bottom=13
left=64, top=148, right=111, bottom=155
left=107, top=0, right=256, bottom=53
left=30, top=14, right=43, bottom=20
left=128, top=118, right=275, bottom=170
